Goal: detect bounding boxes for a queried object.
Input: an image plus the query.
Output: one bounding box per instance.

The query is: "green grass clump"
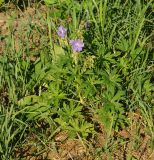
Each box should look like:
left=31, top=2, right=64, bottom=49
left=0, top=0, right=154, bottom=159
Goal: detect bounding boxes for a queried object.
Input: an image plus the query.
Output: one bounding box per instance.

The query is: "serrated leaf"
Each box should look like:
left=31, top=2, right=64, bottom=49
left=111, top=90, right=125, bottom=102
left=18, top=95, right=41, bottom=107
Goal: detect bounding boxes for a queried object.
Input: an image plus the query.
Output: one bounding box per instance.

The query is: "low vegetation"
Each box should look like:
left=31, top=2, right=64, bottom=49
left=0, top=0, right=154, bottom=159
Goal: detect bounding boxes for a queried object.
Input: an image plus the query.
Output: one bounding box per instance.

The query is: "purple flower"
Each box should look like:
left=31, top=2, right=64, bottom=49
left=69, top=40, right=84, bottom=52
left=57, top=25, right=67, bottom=38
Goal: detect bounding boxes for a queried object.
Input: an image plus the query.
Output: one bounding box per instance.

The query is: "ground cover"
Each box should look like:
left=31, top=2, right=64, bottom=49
left=0, top=0, right=154, bottom=159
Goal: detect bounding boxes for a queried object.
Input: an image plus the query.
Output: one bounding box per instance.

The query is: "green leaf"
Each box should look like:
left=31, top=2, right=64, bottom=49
left=0, top=0, right=4, bottom=6
left=26, top=103, right=50, bottom=120
left=116, top=38, right=129, bottom=52
left=44, top=0, right=57, bottom=6
left=18, top=95, right=41, bottom=107
left=53, top=44, right=65, bottom=63
left=111, top=90, right=125, bottom=102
